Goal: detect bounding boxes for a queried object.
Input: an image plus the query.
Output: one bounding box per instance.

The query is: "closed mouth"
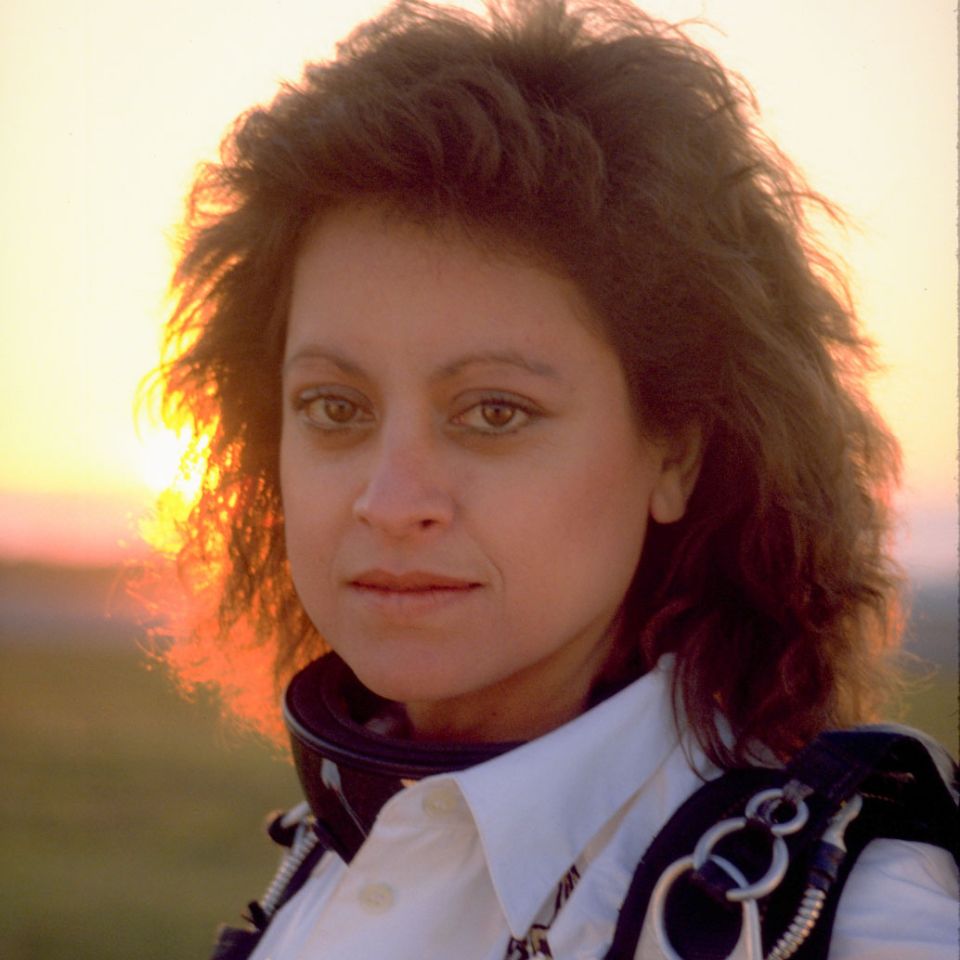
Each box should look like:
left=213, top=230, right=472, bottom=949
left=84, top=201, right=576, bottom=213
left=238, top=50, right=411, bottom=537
left=349, top=570, right=481, bottom=593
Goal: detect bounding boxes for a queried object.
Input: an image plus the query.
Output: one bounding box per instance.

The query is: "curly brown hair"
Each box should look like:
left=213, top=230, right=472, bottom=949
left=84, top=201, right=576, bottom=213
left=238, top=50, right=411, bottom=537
left=146, top=0, right=902, bottom=764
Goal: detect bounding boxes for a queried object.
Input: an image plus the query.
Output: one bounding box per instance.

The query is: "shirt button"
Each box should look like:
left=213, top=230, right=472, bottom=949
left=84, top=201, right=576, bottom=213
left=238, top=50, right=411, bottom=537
left=422, top=784, right=460, bottom=817
left=358, top=882, right=395, bottom=914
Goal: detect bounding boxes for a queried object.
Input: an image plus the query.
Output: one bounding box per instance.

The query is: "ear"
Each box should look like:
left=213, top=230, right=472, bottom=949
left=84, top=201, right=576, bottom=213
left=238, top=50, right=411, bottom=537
left=650, top=425, right=702, bottom=524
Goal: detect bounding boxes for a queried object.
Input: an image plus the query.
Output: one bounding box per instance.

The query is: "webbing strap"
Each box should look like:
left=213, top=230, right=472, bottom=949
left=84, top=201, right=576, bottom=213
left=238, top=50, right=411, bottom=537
left=766, top=732, right=959, bottom=960
left=602, top=767, right=783, bottom=960
left=603, top=730, right=958, bottom=960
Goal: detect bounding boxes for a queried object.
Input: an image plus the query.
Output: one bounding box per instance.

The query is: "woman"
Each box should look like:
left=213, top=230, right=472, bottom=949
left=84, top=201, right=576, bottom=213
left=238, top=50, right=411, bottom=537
left=148, top=2, right=957, bottom=957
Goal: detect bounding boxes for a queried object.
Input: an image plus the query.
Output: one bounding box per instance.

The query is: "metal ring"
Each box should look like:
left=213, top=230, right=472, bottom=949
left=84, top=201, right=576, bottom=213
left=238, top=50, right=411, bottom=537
left=745, top=787, right=810, bottom=836
left=691, top=814, right=790, bottom=902
left=725, top=837, right=788, bottom=902
left=649, top=855, right=763, bottom=960
left=649, top=855, right=698, bottom=960
left=691, top=816, right=748, bottom=869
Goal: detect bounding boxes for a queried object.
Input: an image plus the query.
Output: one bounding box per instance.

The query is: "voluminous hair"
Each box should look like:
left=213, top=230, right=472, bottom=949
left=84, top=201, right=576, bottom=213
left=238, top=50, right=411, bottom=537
left=147, top=0, right=901, bottom=765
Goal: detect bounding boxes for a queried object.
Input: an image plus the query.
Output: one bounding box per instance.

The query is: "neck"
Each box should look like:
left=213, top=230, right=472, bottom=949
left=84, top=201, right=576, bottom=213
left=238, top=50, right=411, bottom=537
left=401, top=638, right=614, bottom=743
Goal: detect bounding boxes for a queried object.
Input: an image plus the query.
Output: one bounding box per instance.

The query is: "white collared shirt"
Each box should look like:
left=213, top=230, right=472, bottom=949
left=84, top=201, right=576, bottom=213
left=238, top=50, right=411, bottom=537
left=249, top=657, right=958, bottom=960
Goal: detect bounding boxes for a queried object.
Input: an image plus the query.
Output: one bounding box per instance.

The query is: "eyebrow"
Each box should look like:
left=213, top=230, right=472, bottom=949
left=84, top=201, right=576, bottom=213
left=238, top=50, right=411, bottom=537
left=283, top=346, right=564, bottom=384
left=431, top=350, right=562, bottom=383
left=283, top=347, right=364, bottom=378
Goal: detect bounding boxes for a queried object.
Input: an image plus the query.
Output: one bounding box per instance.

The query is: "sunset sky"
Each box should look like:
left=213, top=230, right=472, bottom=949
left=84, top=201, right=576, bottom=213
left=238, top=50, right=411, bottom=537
left=0, top=0, right=956, bottom=578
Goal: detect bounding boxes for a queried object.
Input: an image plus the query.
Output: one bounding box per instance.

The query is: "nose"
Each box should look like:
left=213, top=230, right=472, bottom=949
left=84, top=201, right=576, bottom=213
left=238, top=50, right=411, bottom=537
left=352, top=436, right=455, bottom=538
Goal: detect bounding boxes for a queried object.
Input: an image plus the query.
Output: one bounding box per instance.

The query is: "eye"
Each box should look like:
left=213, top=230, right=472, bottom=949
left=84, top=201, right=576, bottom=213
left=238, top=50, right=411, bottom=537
left=478, top=401, right=520, bottom=429
left=318, top=396, right=359, bottom=424
left=293, top=388, right=372, bottom=430
left=454, top=397, right=537, bottom=434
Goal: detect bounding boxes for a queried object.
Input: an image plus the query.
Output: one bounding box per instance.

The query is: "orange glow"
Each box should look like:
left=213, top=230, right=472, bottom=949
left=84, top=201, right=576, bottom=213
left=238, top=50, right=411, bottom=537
left=0, top=0, right=955, bottom=577
left=133, top=536, right=287, bottom=743
left=139, top=429, right=210, bottom=556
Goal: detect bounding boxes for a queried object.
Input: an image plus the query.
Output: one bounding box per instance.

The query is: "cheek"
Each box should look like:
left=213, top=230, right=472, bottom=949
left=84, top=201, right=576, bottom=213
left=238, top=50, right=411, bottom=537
left=494, top=440, right=654, bottom=606
left=280, top=443, right=307, bottom=550
left=281, top=491, right=348, bottom=643
left=280, top=443, right=339, bottom=588
left=562, top=478, right=649, bottom=591
left=282, top=493, right=323, bottom=600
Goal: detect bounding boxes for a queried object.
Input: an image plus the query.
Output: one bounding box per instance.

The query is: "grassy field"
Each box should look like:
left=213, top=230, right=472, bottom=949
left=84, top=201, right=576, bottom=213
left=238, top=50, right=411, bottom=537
left=0, top=631, right=955, bottom=960
left=0, top=635, right=300, bottom=960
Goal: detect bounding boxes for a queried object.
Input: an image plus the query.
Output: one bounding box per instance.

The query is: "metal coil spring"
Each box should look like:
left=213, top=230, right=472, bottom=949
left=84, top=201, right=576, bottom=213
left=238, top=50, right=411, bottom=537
left=259, top=818, right=321, bottom=917
left=765, top=886, right=827, bottom=960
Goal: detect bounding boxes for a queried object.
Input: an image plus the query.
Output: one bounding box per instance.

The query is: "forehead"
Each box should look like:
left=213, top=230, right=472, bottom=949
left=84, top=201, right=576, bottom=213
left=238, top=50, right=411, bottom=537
left=285, top=205, right=614, bottom=370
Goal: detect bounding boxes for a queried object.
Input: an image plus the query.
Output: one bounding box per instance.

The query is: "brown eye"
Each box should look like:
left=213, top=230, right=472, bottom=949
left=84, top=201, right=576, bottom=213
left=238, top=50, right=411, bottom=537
left=322, top=397, right=358, bottom=423
left=452, top=395, right=538, bottom=436
left=480, top=402, right=517, bottom=428
left=295, top=389, right=370, bottom=430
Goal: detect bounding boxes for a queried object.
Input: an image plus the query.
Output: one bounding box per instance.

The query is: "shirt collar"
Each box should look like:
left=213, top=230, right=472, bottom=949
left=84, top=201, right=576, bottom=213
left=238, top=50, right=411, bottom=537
left=449, top=655, right=699, bottom=938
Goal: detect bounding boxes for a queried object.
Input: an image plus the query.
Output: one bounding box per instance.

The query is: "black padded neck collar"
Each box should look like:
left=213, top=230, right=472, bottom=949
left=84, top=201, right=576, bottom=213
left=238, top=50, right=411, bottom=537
left=283, top=654, right=519, bottom=862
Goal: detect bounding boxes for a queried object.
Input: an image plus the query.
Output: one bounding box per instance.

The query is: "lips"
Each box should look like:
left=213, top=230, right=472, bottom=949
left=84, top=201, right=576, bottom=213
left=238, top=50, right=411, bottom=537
left=349, top=569, right=480, bottom=592
left=346, top=569, right=481, bottom=619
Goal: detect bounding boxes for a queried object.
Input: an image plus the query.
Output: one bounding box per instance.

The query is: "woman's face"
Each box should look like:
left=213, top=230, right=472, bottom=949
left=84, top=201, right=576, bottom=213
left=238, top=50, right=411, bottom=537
left=281, top=206, right=694, bottom=742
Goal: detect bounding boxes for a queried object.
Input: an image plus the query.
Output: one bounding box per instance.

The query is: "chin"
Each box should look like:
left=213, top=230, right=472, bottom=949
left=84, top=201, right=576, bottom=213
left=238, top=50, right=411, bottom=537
left=337, top=649, right=469, bottom=705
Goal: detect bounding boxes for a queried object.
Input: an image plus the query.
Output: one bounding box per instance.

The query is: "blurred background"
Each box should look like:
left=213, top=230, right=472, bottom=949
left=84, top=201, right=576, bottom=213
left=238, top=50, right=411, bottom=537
left=1, top=1, right=956, bottom=957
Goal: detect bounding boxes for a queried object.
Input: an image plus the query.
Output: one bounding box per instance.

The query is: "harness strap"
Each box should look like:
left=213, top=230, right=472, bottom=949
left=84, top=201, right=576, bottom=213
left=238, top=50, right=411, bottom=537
left=603, top=767, right=783, bottom=960
left=764, top=731, right=959, bottom=960
left=603, top=729, right=958, bottom=960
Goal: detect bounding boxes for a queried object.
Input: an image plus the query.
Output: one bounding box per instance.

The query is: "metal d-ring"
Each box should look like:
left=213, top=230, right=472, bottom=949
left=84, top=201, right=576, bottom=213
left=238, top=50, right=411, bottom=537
left=648, top=854, right=764, bottom=960
left=691, top=815, right=790, bottom=903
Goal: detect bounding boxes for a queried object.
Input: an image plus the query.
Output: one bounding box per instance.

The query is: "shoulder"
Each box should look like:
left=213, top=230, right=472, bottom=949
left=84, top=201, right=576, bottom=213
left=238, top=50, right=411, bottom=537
left=829, top=838, right=959, bottom=960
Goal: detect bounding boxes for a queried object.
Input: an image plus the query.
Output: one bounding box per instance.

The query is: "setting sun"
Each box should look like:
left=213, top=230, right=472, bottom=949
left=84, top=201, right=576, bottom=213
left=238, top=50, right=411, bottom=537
left=137, top=428, right=196, bottom=497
